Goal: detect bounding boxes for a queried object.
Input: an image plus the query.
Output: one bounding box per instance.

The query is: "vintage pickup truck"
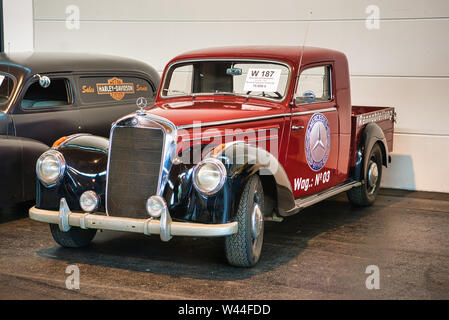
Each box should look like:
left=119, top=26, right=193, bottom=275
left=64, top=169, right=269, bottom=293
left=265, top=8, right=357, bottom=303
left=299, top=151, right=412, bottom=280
left=29, top=46, right=395, bottom=267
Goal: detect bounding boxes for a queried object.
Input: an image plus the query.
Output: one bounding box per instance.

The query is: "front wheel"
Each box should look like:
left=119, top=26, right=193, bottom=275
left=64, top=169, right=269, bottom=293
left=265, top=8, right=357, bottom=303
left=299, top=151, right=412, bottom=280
left=50, top=224, right=97, bottom=248
left=225, top=175, right=265, bottom=267
left=347, top=143, right=383, bottom=206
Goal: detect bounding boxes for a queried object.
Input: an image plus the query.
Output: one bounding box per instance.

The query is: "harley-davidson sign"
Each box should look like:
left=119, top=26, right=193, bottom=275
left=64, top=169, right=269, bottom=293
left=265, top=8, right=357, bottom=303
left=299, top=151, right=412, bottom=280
left=96, top=77, right=135, bottom=101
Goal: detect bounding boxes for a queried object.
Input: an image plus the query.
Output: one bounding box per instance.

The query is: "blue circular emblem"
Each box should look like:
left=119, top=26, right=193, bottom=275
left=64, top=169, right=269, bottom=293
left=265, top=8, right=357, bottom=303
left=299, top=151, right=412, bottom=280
left=305, top=113, right=331, bottom=171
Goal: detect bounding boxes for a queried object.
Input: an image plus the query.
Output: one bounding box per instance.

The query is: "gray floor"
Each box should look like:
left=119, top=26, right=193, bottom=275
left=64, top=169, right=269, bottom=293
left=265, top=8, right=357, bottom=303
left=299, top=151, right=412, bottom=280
left=0, top=188, right=448, bottom=300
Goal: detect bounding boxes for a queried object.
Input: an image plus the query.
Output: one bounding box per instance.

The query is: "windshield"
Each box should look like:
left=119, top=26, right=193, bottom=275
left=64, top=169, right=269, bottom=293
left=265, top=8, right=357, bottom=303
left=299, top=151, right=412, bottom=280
left=0, top=73, right=15, bottom=111
left=162, top=60, right=290, bottom=100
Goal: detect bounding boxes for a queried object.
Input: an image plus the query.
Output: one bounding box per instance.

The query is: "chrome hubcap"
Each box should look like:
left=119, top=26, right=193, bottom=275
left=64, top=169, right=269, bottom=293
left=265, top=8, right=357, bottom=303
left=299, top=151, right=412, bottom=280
left=251, top=203, right=263, bottom=239
left=367, top=161, right=379, bottom=193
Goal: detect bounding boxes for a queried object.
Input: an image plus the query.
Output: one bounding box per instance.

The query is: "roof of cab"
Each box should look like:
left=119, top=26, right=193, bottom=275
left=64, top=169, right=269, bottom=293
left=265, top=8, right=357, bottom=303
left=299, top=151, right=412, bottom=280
left=167, top=46, right=346, bottom=68
left=0, top=52, right=159, bottom=79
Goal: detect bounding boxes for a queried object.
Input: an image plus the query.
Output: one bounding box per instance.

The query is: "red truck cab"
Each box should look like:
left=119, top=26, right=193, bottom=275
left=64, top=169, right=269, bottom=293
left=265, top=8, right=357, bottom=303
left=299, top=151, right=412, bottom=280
left=29, top=46, right=395, bottom=267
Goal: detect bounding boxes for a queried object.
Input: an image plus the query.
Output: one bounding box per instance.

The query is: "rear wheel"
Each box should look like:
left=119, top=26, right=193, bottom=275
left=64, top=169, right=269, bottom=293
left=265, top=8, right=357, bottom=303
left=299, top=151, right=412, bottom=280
left=347, top=143, right=383, bottom=206
left=50, top=224, right=97, bottom=248
left=225, top=175, right=265, bottom=267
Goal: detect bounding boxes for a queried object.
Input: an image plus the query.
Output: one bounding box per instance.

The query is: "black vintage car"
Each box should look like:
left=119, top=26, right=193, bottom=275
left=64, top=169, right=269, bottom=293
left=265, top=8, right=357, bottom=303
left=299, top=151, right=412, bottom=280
left=0, top=52, right=160, bottom=208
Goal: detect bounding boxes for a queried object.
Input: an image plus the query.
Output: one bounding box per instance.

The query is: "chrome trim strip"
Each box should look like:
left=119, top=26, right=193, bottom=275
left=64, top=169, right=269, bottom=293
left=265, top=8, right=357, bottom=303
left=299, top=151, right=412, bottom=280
left=283, top=180, right=362, bottom=216
left=291, top=107, right=337, bottom=117
left=248, top=137, right=278, bottom=143
left=177, top=114, right=289, bottom=129
left=184, top=128, right=279, bottom=142
left=177, top=107, right=337, bottom=130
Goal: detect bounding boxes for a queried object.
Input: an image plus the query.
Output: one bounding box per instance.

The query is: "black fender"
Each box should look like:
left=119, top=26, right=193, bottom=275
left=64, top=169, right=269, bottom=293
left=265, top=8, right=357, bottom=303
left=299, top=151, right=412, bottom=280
left=351, top=122, right=389, bottom=182
left=0, top=135, right=49, bottom=207
left=36, top=134, right=109, bottom=211
left=222, top=143, right=295, bottom=218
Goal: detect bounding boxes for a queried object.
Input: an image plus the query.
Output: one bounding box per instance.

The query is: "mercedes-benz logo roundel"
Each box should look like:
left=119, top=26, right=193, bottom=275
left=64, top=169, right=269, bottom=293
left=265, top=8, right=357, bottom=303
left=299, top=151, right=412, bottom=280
left=136, top=97, right=148, bottom=112
left=305, top=113, right=331, bottom=171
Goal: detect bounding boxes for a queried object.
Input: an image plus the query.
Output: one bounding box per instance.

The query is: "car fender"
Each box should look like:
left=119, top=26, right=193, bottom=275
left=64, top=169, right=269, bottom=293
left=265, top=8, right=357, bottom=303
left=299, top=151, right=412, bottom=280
left=0, top=135, right=49, bottom=206
left=351, top=122, right=389, bottom=182
left=36, top=134, right=109, bottom=211
left=217, top=142, right=295, bottom=218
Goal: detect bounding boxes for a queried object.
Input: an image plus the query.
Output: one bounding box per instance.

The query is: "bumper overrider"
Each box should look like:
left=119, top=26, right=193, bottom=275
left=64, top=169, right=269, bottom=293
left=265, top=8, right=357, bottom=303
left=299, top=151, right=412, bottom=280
left=29, top=198, right=238, bottom=241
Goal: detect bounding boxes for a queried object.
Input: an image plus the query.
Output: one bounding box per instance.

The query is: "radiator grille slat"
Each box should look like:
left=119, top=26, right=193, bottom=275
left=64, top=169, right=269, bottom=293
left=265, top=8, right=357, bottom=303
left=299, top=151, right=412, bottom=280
left=107, top=127, right=164, bottom=218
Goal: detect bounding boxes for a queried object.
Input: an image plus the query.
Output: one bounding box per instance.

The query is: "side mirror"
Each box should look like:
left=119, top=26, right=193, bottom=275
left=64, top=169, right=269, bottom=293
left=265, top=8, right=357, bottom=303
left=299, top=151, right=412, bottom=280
left=34, top=74, right=51, bottom=88
left=226, top=67, right=242, bottom=76
left=294, top=90, right=316, bottom=105
left=302, top=90, right=316, bottom=103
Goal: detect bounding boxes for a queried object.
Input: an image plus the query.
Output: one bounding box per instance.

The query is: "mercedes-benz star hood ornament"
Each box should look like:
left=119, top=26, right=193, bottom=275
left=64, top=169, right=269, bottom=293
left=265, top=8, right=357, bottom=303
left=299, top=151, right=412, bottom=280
left=136, top=97, right=148, bottom=115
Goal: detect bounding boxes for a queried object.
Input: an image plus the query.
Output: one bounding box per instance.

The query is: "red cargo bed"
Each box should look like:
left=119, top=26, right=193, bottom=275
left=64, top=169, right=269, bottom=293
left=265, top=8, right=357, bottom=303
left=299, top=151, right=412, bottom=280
left=351, top=105, right=396, bottom=153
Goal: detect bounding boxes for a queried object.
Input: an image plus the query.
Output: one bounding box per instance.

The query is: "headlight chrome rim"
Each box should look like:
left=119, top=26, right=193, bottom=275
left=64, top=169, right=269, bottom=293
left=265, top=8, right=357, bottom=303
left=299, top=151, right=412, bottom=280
left=36, top=149, right=66, bottom=186
left=146, top=195, right=167, bottom=218
left=192, top=158, right=227, bottom=196
left=80, top=190, right=100, bottom=213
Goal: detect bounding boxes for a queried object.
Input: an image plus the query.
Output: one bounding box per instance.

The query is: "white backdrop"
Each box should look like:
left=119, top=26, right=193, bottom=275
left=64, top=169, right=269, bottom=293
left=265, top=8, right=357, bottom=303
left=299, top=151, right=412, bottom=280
left=3, top=0, right=449, bottom=192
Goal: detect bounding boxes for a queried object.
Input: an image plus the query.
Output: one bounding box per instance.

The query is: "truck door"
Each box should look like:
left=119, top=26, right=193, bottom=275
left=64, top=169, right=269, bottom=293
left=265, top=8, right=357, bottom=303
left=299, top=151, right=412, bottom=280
left=285, top=64, right=340, bottom=198
left=11, top=75, right=82, bottom=146
left=76, top=74, right=156, bottom=138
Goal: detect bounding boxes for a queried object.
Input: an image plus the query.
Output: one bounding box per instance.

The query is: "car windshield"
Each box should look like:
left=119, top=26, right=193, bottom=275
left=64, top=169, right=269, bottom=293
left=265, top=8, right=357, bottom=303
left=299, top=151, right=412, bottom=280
left=162, top=60, right=290, bottom=100
left=0, top=73, right=15, bottom=111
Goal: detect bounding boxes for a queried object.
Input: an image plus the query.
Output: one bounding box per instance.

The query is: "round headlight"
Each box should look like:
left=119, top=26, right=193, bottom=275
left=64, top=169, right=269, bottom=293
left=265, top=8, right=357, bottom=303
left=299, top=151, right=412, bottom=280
left=36, top=150, right=66, bottom=186
left=80, top=190, right=99, bottom=213
left=193, top=158, right=226, bottom=195
left=146, top=195, right=166, bottom=218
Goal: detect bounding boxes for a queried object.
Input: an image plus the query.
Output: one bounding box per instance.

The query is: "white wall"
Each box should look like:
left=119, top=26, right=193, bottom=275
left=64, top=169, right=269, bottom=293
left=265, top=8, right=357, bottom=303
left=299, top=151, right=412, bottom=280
left=5, top=0, right=449, bottom=192
left=2, top=0, right=33, bottom=51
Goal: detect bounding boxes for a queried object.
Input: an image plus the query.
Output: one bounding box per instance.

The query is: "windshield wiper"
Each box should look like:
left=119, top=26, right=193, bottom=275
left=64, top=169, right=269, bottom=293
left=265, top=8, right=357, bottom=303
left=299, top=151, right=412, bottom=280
left=213, top=91, right=235, bottom=96
left=213, top=92, right=250, bottom=99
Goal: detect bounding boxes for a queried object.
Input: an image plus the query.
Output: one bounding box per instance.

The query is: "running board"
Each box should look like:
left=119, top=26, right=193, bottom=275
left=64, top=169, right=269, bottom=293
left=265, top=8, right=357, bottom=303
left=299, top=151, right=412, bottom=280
left=283, top=180, right=362, bottom=216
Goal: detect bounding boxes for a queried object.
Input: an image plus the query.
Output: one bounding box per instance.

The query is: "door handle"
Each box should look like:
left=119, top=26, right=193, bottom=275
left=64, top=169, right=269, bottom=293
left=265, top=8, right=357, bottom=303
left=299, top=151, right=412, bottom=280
left=291, top=125, right=304, bottom=130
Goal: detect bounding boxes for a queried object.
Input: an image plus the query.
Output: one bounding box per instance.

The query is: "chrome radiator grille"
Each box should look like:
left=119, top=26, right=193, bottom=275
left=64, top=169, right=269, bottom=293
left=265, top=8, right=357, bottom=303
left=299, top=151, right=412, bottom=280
left=106, top=126, right=164, bottom=218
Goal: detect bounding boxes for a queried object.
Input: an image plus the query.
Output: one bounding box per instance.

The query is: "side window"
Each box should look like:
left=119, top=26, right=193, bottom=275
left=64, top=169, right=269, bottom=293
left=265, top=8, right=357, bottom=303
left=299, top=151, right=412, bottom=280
left=163, top=64, right=193, bottom=96
left=78, top=76, right=155, bottom=104
left=295, top=65, right=331, bottom=105
left=21, top=79, right=71, bottom=109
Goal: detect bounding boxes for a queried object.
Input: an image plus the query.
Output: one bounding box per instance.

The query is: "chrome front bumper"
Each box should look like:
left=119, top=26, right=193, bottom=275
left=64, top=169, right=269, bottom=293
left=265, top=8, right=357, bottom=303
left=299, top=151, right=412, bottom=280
left=29, top=198, right=238, bottom=241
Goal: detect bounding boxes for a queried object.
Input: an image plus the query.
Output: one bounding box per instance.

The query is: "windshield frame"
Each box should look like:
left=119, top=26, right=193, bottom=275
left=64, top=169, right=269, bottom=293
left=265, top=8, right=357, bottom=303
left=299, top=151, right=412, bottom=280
left=160, top=58, right=293, bottom=103
left=0, top=71, right=18, bottom=112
